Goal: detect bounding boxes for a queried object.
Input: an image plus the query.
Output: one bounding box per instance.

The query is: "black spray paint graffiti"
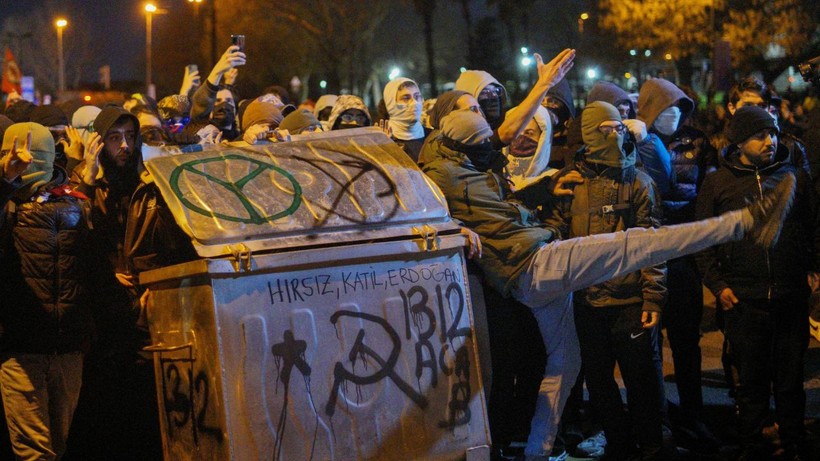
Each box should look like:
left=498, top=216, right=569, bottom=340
left=270, top=330, right=316, bottom=461
left=291, top=149, right=400, bottom=226
left=402, top=282, right=473, bottom=429
left=324, top=310, right=429, bottom=418
left=159, top=351, right=223, bottom=446
left=320, top=282, right=473, bottom=429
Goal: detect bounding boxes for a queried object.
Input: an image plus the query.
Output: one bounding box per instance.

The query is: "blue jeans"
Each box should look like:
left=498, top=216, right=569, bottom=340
left=0, top=352, right=84, bottom=461
left=511, top=211, right=746, bottom=457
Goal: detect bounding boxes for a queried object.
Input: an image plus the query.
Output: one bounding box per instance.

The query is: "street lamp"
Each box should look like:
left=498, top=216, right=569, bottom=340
left=578, top=12, right=589, bottom=33
left=55, top=18, right=67, bottom=94
left=143, top=4, right=170, bottom=94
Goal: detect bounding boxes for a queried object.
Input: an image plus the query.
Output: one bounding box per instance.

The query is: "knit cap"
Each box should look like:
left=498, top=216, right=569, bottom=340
left=440, top=109, right=493, bottom=146
left=728, top=106, right=778, bottom=144
left=242, top=100, right=284, bottom=131
left=279, top=109, right=321, bottom=134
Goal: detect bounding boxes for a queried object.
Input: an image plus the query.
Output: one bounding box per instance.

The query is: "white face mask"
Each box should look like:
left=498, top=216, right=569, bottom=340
left=392, top=99, right=423, bottom=124
left=654, top=106, right=681, bottom=136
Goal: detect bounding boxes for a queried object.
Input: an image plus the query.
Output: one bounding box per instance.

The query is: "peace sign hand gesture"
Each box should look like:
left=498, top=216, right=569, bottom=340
left=2, top=130, right=34, bottom=182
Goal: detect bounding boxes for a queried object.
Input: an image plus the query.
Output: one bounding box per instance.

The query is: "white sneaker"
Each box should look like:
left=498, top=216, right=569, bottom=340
left=574, top=430, right=607, bottom=458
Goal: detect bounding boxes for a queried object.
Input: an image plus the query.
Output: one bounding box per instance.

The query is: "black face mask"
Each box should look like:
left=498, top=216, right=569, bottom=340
left=442, top=137, right=504, bottom=171
left=335, top=122, right=363, bottom=130
left=212, top=101, right=236, bottom=130
left=479, top=97, right=502, bottom=125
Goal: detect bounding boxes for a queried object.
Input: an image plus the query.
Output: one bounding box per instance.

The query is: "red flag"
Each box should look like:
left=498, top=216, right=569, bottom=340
left=2, top=47, right=23, bottom=95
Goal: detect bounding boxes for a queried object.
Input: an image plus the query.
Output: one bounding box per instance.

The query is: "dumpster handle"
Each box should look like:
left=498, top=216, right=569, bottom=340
left=142, top=342, right=193, bottom=353
left=228, top=243, right=253, bottom=272
left=413, top=224, right=438, bottom=252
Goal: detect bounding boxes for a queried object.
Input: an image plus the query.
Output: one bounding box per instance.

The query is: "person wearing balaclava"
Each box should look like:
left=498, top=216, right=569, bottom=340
left=422, top=95, right=794, bottom=461
left=190, top=45, right=246, bottom=140
left=417, top=90, right=482, bottom=166
left=504, top=105, right=557, bottom=191
left=327, top=95, right=372, bottom=131
left=382, top=77, right=428, bottom=162
left=30, top=105, right=70, bottom=167
left=544, top=101, right=666, bottom=461
left=455, top=49, right=576, bottom=149
left=636, top=78, right=722, bottom=453
left=0, top=122, right=94, bottom=461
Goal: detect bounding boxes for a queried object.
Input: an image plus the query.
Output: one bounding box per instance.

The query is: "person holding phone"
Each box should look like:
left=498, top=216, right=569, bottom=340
left=190, top=44, right=246, bottom=141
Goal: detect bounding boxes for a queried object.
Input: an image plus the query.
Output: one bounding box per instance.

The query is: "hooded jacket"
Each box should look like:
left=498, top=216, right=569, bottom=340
left=695, top=144, right=820, bottom=300
left=71, top=107, right=143, bottom=277
left=636, top=78, right=716, bottom=224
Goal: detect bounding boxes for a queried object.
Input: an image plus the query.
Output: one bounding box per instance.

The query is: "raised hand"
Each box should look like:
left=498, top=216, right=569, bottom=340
left=81, top=132, right=104, bottom=185
left=534, top=49, right=576, bottom=91
left=61, top=125, right=85, bottom=162
left=179, top=65, right=201, bottom=96
left=208, top=46, right=247, bottom=86
left=2, top=130, right=34, bottom=181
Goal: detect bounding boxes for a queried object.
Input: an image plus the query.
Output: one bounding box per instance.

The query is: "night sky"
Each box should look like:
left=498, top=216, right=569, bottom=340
left=1, top=0, right=148, bottom=81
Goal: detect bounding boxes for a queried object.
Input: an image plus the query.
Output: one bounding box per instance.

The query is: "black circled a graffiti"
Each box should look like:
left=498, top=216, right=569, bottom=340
left=291, top=149, right=399, bottom=226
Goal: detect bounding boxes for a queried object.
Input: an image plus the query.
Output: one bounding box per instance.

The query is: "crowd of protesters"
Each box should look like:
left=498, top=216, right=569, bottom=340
left=0, top=43, right=818, bottom=461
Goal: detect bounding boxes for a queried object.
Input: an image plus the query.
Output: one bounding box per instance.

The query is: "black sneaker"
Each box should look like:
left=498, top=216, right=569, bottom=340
left=746, top=172, right=796, bottom=249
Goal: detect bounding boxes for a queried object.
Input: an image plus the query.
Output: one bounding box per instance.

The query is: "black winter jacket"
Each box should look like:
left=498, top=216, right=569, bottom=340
left=0, top=176, right=94, bottom=353
left=695, top=144, right=820, bottom=300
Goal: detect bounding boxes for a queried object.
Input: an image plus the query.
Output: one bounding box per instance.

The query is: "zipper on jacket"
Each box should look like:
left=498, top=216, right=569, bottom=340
left=463, top=183, right=471, bottom=214
left=755, top=170, right=773, bottom=300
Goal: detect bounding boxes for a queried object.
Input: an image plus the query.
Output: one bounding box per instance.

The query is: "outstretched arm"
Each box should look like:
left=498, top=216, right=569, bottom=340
left=497, top=49, right=575, bottom=144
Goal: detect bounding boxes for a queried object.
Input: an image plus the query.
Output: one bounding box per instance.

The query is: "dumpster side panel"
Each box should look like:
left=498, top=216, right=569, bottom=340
left=146, top=279, right=230, bottom=461
left=212, top=246, right=490, bottom=461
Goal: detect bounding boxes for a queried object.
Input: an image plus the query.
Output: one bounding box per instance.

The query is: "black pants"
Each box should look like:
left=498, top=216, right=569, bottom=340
left=722, top=294, right=808, bottom=448
left=575, top=303, right=663, bottom=459
left=663, top=256, right=704, bottom=420
left=484, top=286, right=546, bottom=448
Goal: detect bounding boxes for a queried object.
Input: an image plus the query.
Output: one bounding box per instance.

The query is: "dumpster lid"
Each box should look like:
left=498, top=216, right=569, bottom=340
left=143, top=128, right=458, bottom=258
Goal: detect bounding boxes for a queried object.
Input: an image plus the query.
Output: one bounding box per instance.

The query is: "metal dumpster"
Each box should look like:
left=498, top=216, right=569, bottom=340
left=139, top=128, right=491, bottom=461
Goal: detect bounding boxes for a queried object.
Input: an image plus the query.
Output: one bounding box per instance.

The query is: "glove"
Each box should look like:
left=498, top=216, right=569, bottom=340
left=623, top=119, right=648, bottom=143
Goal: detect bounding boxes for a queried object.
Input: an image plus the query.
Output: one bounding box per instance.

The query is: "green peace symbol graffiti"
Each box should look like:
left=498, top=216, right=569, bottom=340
left=169, top=154, right=302, bottom=224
